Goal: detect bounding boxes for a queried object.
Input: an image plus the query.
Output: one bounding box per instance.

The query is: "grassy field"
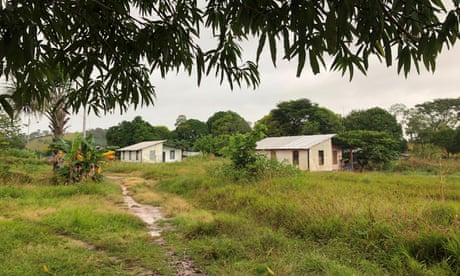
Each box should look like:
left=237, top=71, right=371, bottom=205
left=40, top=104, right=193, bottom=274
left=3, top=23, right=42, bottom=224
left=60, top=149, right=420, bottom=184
left=0, top=159, right=171, bottom=275
left=2, top=155, right=460, bottom=275
left=106, top=157, right=460, bottom=275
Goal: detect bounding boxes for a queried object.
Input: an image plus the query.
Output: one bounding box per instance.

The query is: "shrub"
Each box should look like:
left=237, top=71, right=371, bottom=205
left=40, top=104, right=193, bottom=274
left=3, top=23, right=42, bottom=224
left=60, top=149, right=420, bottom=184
left=49, top=135, right=116, bottom=183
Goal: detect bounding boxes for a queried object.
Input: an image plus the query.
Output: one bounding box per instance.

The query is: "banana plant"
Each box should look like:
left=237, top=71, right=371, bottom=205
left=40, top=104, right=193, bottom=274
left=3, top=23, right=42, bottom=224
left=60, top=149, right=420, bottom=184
left=49, top=134, right=116, bottom=183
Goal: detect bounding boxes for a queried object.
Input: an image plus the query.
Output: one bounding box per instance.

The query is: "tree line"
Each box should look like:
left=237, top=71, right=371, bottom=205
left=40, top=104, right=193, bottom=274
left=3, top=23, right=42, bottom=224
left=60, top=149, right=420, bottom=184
left=103, top=97, right=459, bottom=170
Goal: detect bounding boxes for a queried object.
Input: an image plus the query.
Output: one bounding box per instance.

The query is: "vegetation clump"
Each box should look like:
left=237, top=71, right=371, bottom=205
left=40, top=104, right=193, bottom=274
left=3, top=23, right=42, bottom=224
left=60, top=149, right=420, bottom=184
left=50, top=135, right=116, bottom=183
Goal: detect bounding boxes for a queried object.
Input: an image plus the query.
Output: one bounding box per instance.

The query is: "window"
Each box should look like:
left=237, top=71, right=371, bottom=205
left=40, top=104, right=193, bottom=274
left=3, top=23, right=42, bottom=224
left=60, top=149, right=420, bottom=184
left=149, top=150, right=156, bottom=161
left=318, top=150, right=324, bottom=165
left=270, top=151, right=276, bottom=160
left=136, top=151, right=140, bottom=160
left=170, top=150, right=175, bottom=160
left=333, top=150, right=338, bottom=165
left=122, top=152, right=125, bottom=160
left=293, top=151, right=299, bottom=166
left=128, top=151, right=132, bottom=160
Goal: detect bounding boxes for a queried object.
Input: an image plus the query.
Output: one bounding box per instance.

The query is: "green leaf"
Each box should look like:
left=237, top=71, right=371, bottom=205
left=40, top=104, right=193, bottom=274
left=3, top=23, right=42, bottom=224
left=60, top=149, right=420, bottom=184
left=256, top=32, right=266, bottom=63
left=309, top=50, right=320, bottom=74
left=269, top=34, right=277, bottom=66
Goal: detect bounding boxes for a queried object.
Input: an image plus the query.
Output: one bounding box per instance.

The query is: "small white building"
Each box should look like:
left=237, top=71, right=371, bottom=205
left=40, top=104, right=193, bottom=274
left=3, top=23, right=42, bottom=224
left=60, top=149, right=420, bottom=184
left=256, top=134, right=342, bottom=171
left=117, top=140, right=182, bottom=163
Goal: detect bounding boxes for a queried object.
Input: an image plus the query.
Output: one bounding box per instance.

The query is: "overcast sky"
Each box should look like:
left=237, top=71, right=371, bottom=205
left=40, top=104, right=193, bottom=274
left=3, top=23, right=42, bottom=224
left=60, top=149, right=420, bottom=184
left=26, top=43, right=459, bottom=134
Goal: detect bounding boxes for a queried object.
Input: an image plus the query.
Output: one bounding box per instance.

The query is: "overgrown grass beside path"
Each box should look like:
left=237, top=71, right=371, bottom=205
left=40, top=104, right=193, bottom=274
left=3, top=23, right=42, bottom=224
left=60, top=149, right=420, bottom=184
left=0, top=161, right=172, bottom=275
left=2, top=154, right=460, bottom=275
left=106, top=157, right=460, bottom=275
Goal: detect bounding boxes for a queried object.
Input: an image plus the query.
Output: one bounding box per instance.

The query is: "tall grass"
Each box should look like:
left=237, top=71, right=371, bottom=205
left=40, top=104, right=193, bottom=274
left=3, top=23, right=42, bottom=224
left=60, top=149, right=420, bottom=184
left=116, top=157, right=460, bottom=275
left=0, top=158, right=173, bottom=275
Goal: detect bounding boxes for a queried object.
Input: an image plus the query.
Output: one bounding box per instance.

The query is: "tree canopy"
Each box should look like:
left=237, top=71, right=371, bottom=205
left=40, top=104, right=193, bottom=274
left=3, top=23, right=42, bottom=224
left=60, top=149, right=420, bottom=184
left=344, top=107, right=403, bottom=139
left=1, top=1, right=459, bottom=115
left=256, top=98, right=342, bottom=136
left=106, top=116, right=170, bottom=147
left=170, top=118, right=209, bottom=150
left=336, top=130, right=400, bottom=171
left=207, top=110, right=251, bottom=136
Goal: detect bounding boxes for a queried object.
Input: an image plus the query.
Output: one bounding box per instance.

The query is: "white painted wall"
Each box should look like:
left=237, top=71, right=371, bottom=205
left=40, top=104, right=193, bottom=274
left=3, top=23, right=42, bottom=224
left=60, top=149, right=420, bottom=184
left=119, top=143, right=182, bottom=163
left=256, top=138, right=340, bottom=172
left=163, top=146, right=182, bottom=163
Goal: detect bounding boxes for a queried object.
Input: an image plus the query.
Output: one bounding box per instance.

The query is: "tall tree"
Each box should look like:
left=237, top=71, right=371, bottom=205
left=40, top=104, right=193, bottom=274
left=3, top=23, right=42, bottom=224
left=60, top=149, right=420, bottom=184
left=0, top=113, right=25, bottom=149
left=336, top=130, right=400, bottom=171
left=207, top=110, right=251, bottom=136
left=431, top=127, right=460, bottom=157
left=415, top=98, right=460, bottom=131
left=1, top=1, right=459, bottom=115
left=256, top=98, right=342, bottom=136
left=344, top=107, right=403, bottom=139
left=392, top=98, right=460, bottom=143
left=106, top=116, right=169, bottom=147
left=171, top=118, right=209, bottom=150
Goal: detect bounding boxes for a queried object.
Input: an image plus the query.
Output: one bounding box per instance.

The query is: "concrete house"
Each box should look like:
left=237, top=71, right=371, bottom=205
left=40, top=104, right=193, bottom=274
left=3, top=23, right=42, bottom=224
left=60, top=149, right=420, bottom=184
left=256, top=134, right=342, bottom=171
left=117, top=140, right=182, bottom=163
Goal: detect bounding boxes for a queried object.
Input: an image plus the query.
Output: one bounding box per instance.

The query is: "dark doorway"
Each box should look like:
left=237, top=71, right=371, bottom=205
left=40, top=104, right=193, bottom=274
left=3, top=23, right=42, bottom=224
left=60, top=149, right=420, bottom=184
left=293, top=151, right=299, bottom=166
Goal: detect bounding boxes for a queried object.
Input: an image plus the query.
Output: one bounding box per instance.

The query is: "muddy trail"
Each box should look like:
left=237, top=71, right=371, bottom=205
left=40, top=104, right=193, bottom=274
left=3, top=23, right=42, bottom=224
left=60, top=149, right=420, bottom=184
left=108, top=175, right=205, bottom=276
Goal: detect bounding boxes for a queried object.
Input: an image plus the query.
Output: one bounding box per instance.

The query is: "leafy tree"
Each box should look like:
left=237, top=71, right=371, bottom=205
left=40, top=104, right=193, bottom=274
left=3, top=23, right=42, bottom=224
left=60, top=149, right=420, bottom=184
left=0, top=113, right=25, bottom=149
left=256, top=98, right=342, bottom=136
left=207, top=111, right=251, bottom=136
left=193, top=134, right=231, bottom=156
left=222, top=125, right=267, bottom=170
left=415, top=98, right=460, bottom=131
left=1, top=1, right=459, bottom=115
left=174, top=115, right=188, bottom=128
left=431, top=127, right=460, bottom=157
left=302, top=107, right=344, bottom=135
left=171, top=118, right=209, bottom=150
left=344, top=107, right=402, bottom=138
left=392, top=98, right=460, bottom=143
left=106, top=116, right=168, bottom=147
left=336, top=130, right=400, bottom=171
left=344, top=107, right=406, bottom=152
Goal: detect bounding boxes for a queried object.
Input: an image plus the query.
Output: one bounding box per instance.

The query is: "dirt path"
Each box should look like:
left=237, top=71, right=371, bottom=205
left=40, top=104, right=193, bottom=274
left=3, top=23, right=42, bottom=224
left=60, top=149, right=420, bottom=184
left=107, top=175, right=205, bottom=276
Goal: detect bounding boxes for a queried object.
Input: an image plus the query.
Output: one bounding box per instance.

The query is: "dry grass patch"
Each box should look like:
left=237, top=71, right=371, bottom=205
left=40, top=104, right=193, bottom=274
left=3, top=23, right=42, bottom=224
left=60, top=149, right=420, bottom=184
left=162, top=196, right=193, bottom=217
left=123, top=176, right=147, bottom=188
left=19, top=207, right=57, bottom=221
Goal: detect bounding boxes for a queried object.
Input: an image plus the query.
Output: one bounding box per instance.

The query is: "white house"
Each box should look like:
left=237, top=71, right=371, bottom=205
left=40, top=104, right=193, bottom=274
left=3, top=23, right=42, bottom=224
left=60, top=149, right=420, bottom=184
left=256, top=134, right=342, bottom=171
left=117, top=140, right=182, bottom=163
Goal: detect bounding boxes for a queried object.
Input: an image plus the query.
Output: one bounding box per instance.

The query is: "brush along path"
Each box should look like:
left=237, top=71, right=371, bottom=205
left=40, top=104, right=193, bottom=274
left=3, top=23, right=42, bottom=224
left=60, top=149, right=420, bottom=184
left=57, top=234, right=162, bottom=276
left=107, top=175, right=204, bottom=276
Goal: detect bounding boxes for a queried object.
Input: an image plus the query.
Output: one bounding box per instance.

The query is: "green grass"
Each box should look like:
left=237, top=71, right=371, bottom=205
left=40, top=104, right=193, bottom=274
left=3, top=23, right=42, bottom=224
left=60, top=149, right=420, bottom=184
left=0, top=159, right=173, bottom=275
left=104, top=157, right=460, bottom=275
left=3, top=155, right=460, bottom=275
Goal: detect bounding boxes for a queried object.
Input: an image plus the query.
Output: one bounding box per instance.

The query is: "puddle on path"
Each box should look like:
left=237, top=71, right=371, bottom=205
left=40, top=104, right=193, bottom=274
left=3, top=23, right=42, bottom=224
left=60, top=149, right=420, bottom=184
left=120, top=184, right=163, bottom=237
left=108, top=175, right=205, bottom=275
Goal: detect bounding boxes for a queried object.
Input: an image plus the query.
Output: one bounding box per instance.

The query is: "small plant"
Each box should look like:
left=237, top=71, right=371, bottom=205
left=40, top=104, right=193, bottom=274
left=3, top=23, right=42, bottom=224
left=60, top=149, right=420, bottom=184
left=49, top=135, right=116, bottom=184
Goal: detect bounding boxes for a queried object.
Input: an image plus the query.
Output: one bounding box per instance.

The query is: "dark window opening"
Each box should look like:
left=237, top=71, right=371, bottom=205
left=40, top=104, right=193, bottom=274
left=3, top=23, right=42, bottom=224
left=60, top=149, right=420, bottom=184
left=318, top=150, right=324, bottom=165
left=293, top=151, right=299, bottom=166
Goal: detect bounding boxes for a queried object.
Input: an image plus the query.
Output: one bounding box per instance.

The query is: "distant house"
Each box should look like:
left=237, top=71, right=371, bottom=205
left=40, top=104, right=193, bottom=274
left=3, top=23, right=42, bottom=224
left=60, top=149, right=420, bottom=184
left=256, top=134, right=342, bottom=171
left=117, top=140, right=182, bottom=163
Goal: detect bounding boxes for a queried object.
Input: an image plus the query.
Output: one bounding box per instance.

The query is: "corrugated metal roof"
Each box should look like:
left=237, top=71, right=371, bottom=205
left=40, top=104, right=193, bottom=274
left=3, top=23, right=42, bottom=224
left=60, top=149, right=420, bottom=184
left=117, top=140, right=166, bottom=151
left=256, top=134, right=335, bottom=150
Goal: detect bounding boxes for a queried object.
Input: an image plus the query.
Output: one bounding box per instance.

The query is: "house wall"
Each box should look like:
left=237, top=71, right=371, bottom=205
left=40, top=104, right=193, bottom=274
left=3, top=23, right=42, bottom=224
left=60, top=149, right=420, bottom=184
left=119, top=144, right=183, bottom=163
left=163, top=146, right=182, bottom=163
left=119, top=143, right=163, bottom=163
left=257, top=149, right=309, bottom=170
left=120, top=149, right=145, bottom=163
left=308, top=139, right=333, bottom=171
left=141, top=143, right=164, bottom=163
left=256, top=138, right=342, bottom=172
left=331, top=145, right=343, bottom=171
